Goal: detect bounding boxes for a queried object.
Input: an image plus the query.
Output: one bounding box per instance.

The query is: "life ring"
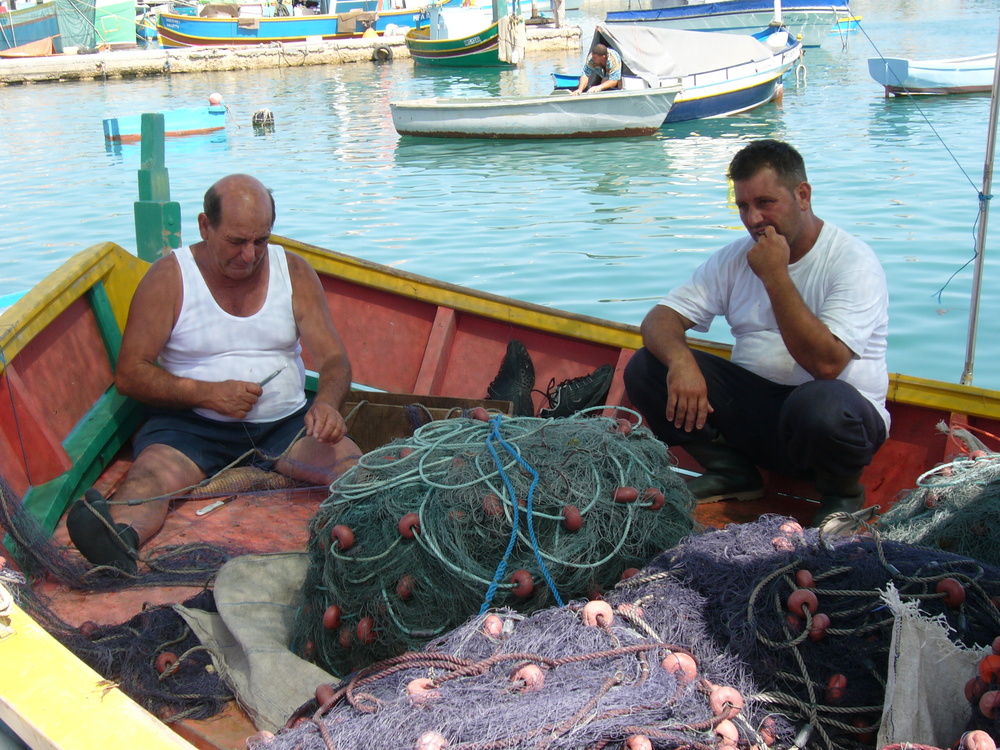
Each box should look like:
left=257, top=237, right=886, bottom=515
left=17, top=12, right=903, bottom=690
left=372, top=44, right=393, bottom=62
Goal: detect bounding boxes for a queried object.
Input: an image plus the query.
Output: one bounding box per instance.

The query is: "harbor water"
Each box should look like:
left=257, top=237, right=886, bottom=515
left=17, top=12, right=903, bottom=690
left=2, top=0, right=1000, bottom=389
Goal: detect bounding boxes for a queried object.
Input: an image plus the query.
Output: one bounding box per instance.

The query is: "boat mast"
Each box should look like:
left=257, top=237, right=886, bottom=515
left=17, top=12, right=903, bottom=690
left=961, top=21, right=1000, bottom=385
left=772, top=0, right=782, bottom=26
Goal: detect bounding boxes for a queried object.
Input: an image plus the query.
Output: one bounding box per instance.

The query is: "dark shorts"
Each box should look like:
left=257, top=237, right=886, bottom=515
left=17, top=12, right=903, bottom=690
left=132, top=403, right=311, bottom=475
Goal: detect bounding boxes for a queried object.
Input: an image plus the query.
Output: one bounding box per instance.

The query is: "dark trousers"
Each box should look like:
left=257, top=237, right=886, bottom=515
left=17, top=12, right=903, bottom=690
left=623, top=348, right=887, bottom=480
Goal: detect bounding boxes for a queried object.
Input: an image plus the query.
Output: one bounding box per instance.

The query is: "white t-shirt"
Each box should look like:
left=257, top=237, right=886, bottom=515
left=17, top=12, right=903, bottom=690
left=660, top=222, right=890, bottom=430
left=158, top=244, right=308, bottom=423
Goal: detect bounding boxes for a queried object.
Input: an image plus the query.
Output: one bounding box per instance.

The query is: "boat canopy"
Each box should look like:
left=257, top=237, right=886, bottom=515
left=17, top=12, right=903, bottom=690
left=590, top=24, right=782, bottom=83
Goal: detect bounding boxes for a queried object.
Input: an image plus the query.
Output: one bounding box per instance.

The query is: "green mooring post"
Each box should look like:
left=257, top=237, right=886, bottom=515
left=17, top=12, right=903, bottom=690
left=133, top=113, right=182, bottom=262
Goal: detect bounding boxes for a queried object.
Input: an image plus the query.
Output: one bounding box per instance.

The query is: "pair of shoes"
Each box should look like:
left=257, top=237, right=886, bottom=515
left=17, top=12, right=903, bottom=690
left=538, top=363, right=614, bottom=418
left=66, top=489, right=140, bottom=575
left=487, top=340, right=536, bottom=417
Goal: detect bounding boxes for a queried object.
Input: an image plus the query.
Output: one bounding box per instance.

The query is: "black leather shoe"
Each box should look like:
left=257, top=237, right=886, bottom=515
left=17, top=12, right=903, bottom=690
left=66, top=489, right=139, bottom=574
left=538, top=364, right=614, bottom=418
left=487, top=340, right=535, bottom=417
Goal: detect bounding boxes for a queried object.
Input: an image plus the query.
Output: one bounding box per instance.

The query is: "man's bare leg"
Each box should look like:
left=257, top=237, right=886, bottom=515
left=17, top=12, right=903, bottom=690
left=67, top=444, right=206, bottom=573
left=275, top=435, right=362, bottom=487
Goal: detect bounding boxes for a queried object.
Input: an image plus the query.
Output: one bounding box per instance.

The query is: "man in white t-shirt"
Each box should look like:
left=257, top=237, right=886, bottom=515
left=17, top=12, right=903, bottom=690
left=66, top=174, right=361, bottom=573
left=623, top=140, right=889, bottom=526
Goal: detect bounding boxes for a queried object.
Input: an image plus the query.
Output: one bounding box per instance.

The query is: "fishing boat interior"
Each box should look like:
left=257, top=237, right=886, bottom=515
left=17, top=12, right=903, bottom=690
left=4, top=117, right=1000, bottom=750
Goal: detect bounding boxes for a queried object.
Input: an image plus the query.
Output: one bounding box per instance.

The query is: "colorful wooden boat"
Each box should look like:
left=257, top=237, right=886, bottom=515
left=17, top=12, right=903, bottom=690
left=102, top=104, right=227, bottom=142
left=155, top=2, right=426, bottom=47
left=5, top=137, right=1000, bottom=749
left=0, top=0, right=62, bottom=52
left=551, top=25, right=801, bottom=123
left=604, top=0, right=849, bottom=48
left=868, top=53, right=997, bottom=96
left=404, top=0, right=523, bottom=67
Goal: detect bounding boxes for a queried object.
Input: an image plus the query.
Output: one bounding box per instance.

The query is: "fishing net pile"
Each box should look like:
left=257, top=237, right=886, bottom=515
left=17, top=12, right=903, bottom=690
left=262, top=515, right=1000, bottom=750
left=877, top=448, right=1000, bottom=569
left=0, top=475, right=244, bottom=720
left=33, top=588, right=234, bottom=722
left=648, top=515, right=1000, bottom=749
left=292, top=412, right=696, bottom=677
left=256, top=570, right=794, bottom=750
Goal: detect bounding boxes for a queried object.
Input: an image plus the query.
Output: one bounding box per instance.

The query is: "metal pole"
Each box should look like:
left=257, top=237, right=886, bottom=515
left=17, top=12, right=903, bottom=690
left=960, top=19, right=1000, bottom=385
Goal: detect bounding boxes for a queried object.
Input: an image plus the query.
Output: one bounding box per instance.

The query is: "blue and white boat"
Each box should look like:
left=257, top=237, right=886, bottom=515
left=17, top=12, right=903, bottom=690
left=868, top=54, right=997, bottom=96
left=552, top=25, right=801, bottom=124
left=604, top=0, right=849, bottom=48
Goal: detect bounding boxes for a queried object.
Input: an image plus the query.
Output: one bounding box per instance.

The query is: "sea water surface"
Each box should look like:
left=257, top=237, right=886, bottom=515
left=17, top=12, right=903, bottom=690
left=2, top=0, right=1000, bottom=389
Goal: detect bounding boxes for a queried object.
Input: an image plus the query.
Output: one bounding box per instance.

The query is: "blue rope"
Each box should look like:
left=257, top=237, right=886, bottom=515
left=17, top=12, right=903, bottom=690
left=478, top=414, right=564, bottom=614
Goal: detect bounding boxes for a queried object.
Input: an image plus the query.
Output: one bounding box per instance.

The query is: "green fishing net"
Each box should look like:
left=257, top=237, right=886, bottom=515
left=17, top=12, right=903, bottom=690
left=291, top=411, right=696, bottom=677
left=878, top=450, right=1000, bottom=567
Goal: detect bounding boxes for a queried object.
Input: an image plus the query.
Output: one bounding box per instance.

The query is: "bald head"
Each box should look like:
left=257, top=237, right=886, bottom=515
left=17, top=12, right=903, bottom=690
left=203, top=174, right=276, bottom=229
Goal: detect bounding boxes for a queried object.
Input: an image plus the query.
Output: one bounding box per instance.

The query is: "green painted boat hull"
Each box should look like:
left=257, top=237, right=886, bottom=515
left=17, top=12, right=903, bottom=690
left=404, top=21, right=512, bottom=67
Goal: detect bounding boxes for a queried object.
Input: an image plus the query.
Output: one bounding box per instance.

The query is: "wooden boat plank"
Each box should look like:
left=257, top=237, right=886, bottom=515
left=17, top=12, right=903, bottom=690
left=0, top=364, right=73, bottom=497
left=0, top=602, right=197, bottom=750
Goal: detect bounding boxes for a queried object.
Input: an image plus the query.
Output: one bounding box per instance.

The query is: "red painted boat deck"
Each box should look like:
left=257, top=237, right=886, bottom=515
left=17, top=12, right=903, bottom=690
left=2, top=425, right=972, bottom=750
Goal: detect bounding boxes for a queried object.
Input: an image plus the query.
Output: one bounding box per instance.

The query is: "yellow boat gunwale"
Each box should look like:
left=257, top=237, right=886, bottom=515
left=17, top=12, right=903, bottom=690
left=3, top=238, right=999, bottom=421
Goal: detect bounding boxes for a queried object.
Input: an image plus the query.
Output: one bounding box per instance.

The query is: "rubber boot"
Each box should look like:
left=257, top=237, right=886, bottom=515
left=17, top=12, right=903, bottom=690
left=683, top=439, right=764, bottom=504
left=811, top=471, right=865, bottom=528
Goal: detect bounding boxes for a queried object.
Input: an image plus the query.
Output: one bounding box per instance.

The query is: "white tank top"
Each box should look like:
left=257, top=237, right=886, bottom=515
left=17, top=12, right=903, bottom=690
left=159, top=244, right=307, bottom=423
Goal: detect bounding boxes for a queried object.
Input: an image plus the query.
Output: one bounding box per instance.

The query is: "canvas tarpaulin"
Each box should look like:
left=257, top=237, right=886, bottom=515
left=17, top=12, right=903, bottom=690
left=589, top=23, right=781, bottom=85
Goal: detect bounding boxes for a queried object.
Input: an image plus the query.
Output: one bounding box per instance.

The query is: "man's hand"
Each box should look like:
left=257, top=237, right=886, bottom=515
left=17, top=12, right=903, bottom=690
left=747, top=225, right=791, bottom=281
left=205, top=380, right=263, bottom=419
left=304, top=401, right=347, bottom=444
left=665, top=358, right=713, bottom=432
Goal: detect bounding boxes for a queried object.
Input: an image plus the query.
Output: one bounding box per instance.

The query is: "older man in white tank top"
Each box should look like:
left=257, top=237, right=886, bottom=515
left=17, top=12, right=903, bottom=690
left=66, top=174, right=361, bottom=573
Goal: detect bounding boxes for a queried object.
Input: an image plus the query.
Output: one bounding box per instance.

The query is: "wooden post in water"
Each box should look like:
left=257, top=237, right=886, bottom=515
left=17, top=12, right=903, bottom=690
left=133, top=113, right=182, bottom=263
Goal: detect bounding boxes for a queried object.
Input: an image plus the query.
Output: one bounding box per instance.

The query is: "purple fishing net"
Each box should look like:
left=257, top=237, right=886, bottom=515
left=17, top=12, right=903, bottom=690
left=257, top=572, right=791, bottom=750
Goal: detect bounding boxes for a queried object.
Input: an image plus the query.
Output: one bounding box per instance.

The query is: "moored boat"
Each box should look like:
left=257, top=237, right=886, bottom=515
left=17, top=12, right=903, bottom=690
left=390, top=83, right=683, bottom=138
left=552, top=25, right=802, bottom=123
left=404, top=0, right=525, bottom=67
left=604, top=0, right=849, bottom=48
left=0, top=0, right=62, bottom=52
left=868, top=53, right=997, bottom=96
left=102, top=104, right=227, bottom=141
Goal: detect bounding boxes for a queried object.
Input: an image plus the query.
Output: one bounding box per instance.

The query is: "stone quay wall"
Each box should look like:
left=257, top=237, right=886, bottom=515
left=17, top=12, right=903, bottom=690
left=0, top=26, right=581, bottom=85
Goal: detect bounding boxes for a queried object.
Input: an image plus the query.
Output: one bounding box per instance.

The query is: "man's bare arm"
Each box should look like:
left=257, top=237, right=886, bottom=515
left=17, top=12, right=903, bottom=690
left=640, top=305, right=713, bottom=432
left=748, top=227, right=853, bottom=379
left=288, top=252, right=352, bottom=443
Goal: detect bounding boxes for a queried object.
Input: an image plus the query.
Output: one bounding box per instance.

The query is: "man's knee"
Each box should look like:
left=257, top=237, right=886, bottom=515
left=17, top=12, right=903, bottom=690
left=779, top=380, right=885, bottom=472
left=127, top=443, right=206, bottom=494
